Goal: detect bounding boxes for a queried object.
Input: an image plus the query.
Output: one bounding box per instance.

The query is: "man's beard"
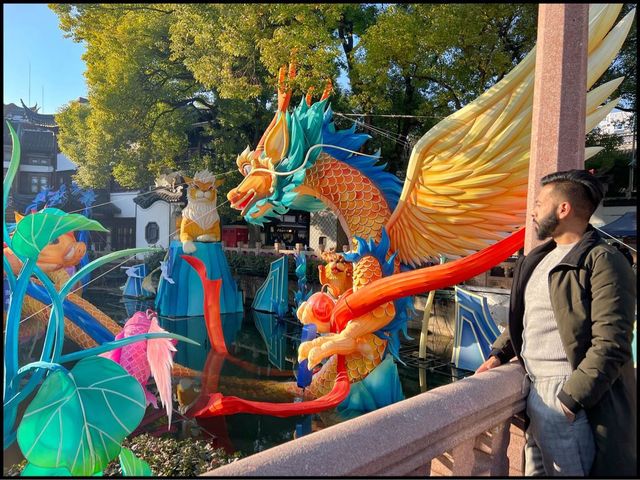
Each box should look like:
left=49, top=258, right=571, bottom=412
left=534, top=211, right=560, bottom=240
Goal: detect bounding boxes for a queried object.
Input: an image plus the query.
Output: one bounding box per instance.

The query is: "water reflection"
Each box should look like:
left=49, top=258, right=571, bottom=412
left=158, top=312, right=244, bottom=372
left=252, top=310, right=297, bottom=371
left=70, top=286, right=470, bottom=458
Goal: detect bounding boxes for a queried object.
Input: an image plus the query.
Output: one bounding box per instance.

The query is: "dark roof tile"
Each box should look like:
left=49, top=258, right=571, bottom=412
left=134, top=187, right=186, bottom=209
left=21, top=129, right=56, bottom=153
left=3, top=103, right=24, bottom=117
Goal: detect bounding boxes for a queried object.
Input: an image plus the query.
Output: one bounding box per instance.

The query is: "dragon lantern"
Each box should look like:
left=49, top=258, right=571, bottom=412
left=192, top=4, right=634, bottom=417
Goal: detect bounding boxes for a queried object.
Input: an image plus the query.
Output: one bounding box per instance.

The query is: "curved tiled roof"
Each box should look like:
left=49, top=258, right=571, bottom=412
left=134, top=187, right=186, bottom=209
left=3, top=103, right=24, bottom=117
left=20, top=100, right=57, bottom=128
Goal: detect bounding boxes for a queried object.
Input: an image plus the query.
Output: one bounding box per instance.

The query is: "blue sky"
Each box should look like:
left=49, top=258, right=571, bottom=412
left=3, top=4, right=88, bottom=114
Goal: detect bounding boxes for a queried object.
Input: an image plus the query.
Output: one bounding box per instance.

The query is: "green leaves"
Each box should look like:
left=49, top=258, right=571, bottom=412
left=11, top=208, right=108, bottom=260
left=17, top=356, right=146, bottom=477
left=4, top=121, right=21, bottom=219
left=4, top=121, right=21, bottom=250
left=119, top=448, right=152, bottom=476
left=20, top=463, right=72, bottom=476
left=53, top=4, right=198, bottom=189
left=48, top=3, right=548, bottom=187
left=20, top=450, right=152, bottom=477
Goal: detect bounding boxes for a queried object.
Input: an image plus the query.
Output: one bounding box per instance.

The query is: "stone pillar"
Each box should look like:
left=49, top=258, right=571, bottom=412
left=247, top=224, right=261, bottom=248
left=525, top=4, right=589, bottom=253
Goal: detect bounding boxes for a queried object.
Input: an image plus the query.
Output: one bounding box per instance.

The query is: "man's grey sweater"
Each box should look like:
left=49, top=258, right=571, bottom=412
left=521, top=242, right=577, bottom=378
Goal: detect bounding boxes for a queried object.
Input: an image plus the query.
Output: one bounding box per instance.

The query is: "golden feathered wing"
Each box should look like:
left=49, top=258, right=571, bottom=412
left=385, top=4, right=635, bottom=267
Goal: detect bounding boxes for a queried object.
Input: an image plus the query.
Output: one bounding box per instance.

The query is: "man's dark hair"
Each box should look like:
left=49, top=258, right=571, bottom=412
left=541, top=169, right=605, bottom=219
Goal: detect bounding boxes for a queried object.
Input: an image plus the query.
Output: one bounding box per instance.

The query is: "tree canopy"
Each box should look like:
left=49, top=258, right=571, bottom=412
left=50, top=3, right=634, bottom=192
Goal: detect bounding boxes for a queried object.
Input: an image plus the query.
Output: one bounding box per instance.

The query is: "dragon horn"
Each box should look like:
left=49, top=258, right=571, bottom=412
left=278, top=59, right=297, bottom=112
left=288, top=57, right=297, bottom=78
left=305, top=86, right=315, bottom=106
left=277, top=65, right=290, bottom=112
left=253, top=114, right=278, bottom=161
left=320, top=79, right=333, bottom=101
left=254, top=60, right=297, bottom=160
left=253, top=53, right=300, bottom=160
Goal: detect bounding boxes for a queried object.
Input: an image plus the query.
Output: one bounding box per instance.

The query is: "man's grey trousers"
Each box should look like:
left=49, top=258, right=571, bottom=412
left=524, top=375, right=595, bottom=476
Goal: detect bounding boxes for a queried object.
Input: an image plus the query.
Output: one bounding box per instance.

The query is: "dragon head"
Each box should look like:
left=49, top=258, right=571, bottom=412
left=227, top=61, right=333, bottom=225
left=227, top=146, right=278, bottom=218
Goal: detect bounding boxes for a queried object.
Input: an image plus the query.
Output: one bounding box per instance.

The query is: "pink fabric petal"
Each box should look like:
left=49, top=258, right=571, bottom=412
left=146, top=312, right=177, bottom=428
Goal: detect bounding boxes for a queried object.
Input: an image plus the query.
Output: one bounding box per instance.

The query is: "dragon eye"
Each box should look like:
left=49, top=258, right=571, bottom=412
left=243, top=164, right=252, bottom=176
left=50, top=238, right=60, bottom=245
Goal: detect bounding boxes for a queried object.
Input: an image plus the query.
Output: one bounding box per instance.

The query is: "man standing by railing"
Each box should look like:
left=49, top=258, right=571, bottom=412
left=476, top=170, right=636, bottom=476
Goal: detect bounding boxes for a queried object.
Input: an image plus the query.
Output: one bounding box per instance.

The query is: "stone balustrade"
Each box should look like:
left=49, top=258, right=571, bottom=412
left=202, top=362, right=527, bottom=477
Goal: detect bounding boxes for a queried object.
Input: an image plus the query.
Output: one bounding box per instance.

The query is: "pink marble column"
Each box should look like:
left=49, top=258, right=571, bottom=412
left=525, top=4, right=589, bottom=253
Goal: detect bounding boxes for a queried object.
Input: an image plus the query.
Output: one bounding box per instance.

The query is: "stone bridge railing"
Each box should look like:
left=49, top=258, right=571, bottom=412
left=202, top=362, right=528, bottom=477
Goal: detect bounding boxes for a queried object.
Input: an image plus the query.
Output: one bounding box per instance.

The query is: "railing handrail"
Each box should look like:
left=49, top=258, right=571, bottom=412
left=202, top=362, right=526, bottom=477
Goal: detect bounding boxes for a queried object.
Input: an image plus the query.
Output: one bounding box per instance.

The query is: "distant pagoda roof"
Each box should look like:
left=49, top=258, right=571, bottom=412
left=3, top=121, right=12, bottom=144
left=3, top=103, right=24, bottom=117
left=19, top=99, right=57, bottom=129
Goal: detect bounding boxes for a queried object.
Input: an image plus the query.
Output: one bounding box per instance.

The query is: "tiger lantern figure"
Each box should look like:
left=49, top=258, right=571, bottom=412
left=179, top=170, right=224, bottom=254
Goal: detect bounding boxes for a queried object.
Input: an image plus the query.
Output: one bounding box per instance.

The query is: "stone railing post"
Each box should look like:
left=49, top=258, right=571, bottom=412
left=451, top=438, right=476, bottom=476
left=488, top=420, right=512, bottom=476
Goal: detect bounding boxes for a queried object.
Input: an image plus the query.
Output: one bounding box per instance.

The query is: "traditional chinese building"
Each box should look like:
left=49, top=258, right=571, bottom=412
left=3, top=100, right=125, bottom=249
